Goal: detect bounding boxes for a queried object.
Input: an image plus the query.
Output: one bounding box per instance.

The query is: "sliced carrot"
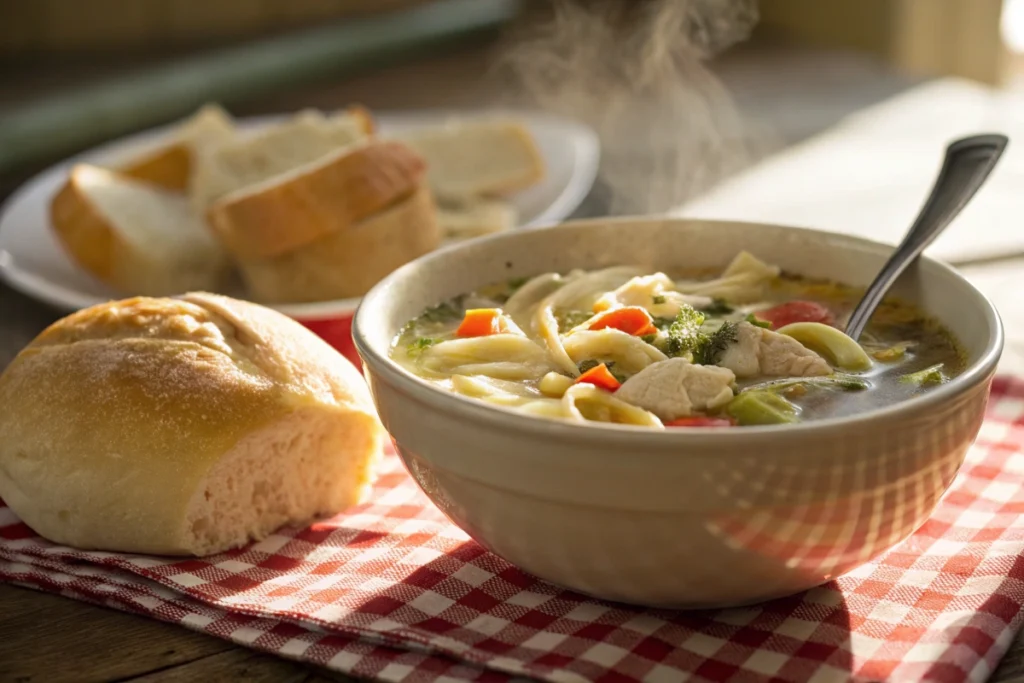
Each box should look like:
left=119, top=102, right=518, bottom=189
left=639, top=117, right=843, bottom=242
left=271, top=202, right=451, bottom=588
left=456, top=308, right=506, bottom=338
left=666, top=416, right=735, bottom=427
left=574, top=363, right=621, bottom=392
left=588, top=306, right=657, bottom=336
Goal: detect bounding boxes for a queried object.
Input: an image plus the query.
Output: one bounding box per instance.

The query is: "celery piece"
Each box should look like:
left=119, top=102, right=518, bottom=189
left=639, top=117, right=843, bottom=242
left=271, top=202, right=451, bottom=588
left=745, top=313, right=772, bottom=329
left=899, top=363, right=945, bottom=386
left=725, top=390, right=799, bottom=426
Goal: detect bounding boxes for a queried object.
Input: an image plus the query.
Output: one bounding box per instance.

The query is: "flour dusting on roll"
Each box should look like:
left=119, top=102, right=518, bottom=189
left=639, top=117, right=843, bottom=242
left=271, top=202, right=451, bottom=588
left=0, top=292, right=384, bottom=556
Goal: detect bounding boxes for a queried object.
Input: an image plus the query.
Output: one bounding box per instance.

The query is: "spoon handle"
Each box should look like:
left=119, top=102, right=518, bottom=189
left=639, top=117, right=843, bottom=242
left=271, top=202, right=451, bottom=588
left=844, top=133, right=1009, bottom=341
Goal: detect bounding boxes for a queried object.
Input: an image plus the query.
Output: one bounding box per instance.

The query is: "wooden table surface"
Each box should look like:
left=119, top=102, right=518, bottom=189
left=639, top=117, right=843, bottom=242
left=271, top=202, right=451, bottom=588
left=4, top=38, right=1024, bottom=683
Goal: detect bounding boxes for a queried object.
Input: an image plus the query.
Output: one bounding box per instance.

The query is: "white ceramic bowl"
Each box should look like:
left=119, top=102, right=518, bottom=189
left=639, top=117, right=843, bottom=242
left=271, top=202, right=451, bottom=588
left=353, top=218, right=1003, bottom=608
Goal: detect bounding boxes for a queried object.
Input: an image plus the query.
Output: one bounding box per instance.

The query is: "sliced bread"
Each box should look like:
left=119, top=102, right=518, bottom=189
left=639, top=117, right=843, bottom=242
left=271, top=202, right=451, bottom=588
left=51, top=164, right=230, bottom=296
left=189, top=106, right=374, bottom=211
left=206, top=138, right=427, bottom=261
left=236, top=185, right=441, bottom=303
left=438, top=198, right=518, bottom=240
left=116, top=104, right=235, bottom=191
left=393, top=120, right=545, bottom=201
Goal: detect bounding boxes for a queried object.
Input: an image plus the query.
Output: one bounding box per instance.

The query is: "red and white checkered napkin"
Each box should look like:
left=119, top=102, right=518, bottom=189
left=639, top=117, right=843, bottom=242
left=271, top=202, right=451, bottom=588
left=4, top=379, right=1024, bottom=683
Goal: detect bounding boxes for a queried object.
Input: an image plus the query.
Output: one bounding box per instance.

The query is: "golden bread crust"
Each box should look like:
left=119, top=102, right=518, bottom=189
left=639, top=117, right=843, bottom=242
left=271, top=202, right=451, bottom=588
left=237, top=185, right=441, bottom=303
left=0, top=293, right=382, bottom=555
left=206, top=139, right=427, bottom=260
left=120, top=143, right=194, bottom=190
left=50, top=166, right=119, bottom=283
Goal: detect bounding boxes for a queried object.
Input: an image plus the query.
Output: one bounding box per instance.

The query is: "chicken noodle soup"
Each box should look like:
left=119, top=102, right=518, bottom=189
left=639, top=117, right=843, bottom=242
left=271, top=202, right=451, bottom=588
left=391, top=252, right=965, bottom=428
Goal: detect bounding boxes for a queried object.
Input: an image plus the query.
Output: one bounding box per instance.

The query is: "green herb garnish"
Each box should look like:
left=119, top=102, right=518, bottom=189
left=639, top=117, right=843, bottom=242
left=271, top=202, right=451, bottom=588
left=663, top=305, right=707, bottom=357
left=556, top=310, right=593, bottom=330
left=744, top=374, right=870, bottom=394
left=692, top=322, right=739, bottom=365
left=406, top=337, right=438, bottom=357
left=900, top=363, right=945, bottom=386
left=652, top=295, right=666, bottom=305
left=701, top=298, right=734, bottom=315
left=745, top=313, right=772, bottom=329
left=640, top=334, right=658, bottom=345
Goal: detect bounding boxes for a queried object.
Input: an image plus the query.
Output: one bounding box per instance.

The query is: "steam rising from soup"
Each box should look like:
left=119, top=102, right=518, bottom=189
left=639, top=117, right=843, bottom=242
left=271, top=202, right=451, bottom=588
left=497, top=0, right=774, bottom=215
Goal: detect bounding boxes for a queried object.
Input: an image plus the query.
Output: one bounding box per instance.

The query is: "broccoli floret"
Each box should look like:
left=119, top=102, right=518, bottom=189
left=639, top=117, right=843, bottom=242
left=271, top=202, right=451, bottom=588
left=663, top=305, right=706, bottom=357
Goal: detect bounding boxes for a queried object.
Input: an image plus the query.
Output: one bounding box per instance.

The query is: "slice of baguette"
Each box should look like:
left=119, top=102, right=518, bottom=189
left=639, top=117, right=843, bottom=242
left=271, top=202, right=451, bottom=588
left=206, top=139, right=427, bottom=261
left=438, top=198, right=518, bottom=240
left=190, top=106, right=374, bottom=211
left=51, top=164, right=229, bottom=296
left=393, top=120, right=545, bottom=201
left=116, top=104, right=235, bottom=191
left=237, top=185, right=441, bottom=303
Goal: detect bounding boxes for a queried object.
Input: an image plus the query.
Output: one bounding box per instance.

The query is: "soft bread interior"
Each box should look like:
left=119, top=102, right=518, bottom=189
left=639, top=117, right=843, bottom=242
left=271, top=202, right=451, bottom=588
left=438, top=197, right=518, bottom=239
left=184, top=405, right=381, bottom=555
left=235, top=185, right=440, bottom=302
left=190, top=108, right=371, bottom=210
left=395, top=121, right=544, bottom=201
left=72, top=165, right=227, bottom=294
left=76, top=166, right=212, bottom=253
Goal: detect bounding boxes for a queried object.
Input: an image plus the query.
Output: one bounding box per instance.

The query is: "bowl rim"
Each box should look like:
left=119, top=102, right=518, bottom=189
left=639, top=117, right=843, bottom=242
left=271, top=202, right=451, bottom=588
left=353, top=217, right=1004, bottom=444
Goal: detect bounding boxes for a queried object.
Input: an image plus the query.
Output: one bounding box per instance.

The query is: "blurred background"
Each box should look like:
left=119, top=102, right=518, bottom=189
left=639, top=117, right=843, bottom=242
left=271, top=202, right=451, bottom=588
left=0, top=0, right=1020, bottom=208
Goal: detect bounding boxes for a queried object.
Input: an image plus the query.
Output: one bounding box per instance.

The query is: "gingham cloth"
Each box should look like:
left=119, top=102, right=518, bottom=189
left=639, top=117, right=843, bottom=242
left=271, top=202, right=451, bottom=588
left=4, top=379, right=1024, bottom=683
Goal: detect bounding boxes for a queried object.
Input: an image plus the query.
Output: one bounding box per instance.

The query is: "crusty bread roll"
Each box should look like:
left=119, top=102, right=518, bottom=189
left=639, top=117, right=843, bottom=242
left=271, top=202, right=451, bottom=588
left=236, top=185, right=441, bottom=303
left=206, top=138, right=428, bottom=261
left=50, top=164, right=230, bottom=296
left=0, top=293, right=385, bottom=556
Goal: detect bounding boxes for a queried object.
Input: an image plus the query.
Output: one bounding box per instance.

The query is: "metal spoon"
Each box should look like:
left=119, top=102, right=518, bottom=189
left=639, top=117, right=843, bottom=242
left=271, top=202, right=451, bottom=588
left=844, top=133, right=1009, bottom=341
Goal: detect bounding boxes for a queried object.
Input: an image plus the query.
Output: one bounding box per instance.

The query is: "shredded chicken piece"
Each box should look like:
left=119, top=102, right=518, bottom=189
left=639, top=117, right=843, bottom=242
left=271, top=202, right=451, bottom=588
left=717, top=322, right=830, bottom=378
left=616, top=358, right=735, bottom=422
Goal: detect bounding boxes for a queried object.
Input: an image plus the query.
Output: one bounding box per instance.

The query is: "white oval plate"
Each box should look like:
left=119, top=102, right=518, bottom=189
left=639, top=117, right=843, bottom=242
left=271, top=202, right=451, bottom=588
left=0, top=109, right=599, bottom=318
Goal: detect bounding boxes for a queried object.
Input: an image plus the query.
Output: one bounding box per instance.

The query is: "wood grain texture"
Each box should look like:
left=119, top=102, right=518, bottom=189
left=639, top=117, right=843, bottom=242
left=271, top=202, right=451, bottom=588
left=0, top=584, right=363, bottom=683
left=0, top=584, right=234, bottom=683
left=126, top=649, right=311, bottom=683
